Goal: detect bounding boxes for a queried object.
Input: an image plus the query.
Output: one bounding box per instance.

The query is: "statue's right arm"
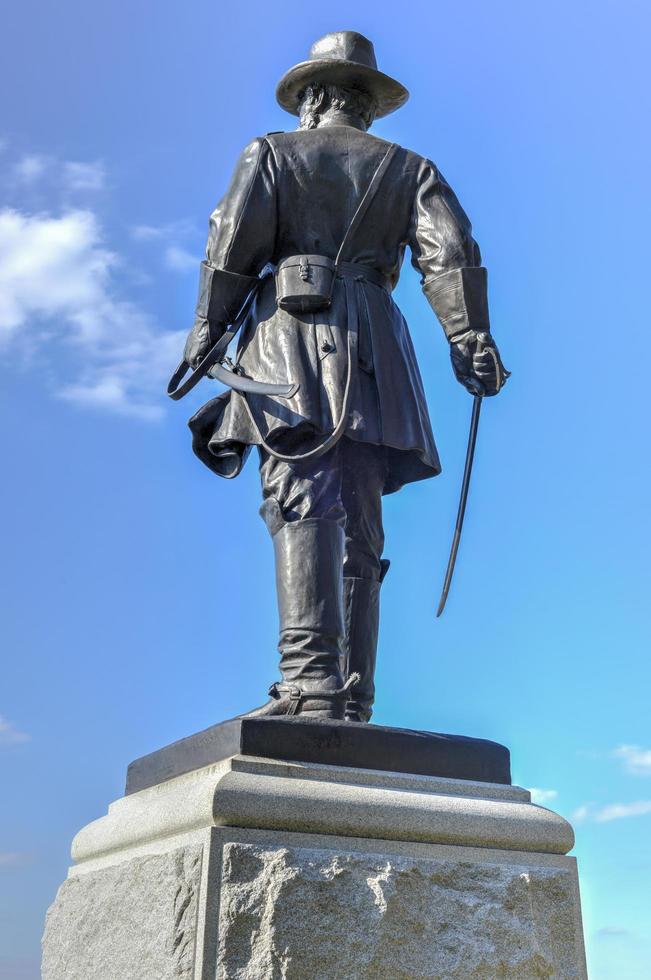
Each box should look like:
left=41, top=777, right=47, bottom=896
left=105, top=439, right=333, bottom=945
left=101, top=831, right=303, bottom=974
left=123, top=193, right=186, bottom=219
left=184, top=138, right=276, bottom=368
left=408, top=158, right=508, bottom=397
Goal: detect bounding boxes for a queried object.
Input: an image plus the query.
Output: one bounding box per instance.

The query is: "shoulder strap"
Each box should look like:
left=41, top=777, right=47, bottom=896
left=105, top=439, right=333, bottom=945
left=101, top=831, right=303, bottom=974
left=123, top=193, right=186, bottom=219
left=335, top=142, right=398, bottom=267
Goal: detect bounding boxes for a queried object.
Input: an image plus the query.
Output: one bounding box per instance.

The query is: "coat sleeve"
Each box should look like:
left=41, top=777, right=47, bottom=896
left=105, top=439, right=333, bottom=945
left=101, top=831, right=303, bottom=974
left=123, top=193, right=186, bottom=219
left=409, top=158, right=490, bottom=341
left=194, top=137, right=276, bottom=324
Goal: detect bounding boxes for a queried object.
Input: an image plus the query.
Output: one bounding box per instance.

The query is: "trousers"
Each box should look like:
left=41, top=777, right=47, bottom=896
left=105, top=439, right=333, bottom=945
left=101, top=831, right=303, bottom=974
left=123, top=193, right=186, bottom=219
left=258, top=438, right=387, bottom=581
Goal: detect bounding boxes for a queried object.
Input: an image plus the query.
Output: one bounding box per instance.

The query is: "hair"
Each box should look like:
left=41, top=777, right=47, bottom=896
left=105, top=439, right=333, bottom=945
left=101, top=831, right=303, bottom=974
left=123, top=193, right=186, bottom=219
left=298, top=82, right=377, bottom=130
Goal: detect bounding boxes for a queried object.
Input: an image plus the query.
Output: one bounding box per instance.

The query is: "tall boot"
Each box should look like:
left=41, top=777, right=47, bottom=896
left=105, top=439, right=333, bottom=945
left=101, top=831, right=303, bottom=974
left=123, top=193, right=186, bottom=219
left=243, top=519, right=356, bottom=720
left=342, top=559, right=390, bottom=723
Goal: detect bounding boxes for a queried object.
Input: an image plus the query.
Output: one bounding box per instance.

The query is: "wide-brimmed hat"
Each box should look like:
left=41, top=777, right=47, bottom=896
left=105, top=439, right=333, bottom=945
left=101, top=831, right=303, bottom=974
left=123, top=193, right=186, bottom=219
left=276, top=32, right=409, bottom=119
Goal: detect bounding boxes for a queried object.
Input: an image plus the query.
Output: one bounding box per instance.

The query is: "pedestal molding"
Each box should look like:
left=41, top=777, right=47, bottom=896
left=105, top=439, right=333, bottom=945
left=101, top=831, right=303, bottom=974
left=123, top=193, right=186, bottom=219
left=72, top=754, right=573, bottom=866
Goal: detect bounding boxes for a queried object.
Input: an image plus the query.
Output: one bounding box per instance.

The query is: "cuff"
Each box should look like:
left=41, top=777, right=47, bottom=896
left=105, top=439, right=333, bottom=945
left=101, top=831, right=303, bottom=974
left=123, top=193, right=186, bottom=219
left=196, top=262, right=259, bottom=323
left=422, top=266, right=490, bottom=341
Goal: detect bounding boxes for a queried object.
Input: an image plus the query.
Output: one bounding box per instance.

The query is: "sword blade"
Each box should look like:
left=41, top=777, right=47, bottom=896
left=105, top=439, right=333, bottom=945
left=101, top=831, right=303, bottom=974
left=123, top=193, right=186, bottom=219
left=436, top=394, right=483, bottom=617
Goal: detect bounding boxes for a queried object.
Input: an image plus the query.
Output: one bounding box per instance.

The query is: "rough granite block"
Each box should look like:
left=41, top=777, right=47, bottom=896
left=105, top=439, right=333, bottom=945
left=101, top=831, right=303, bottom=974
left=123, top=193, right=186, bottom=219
left=218, top=843, right=582, bottom=979
left=42, top=845, right=202, bottom=980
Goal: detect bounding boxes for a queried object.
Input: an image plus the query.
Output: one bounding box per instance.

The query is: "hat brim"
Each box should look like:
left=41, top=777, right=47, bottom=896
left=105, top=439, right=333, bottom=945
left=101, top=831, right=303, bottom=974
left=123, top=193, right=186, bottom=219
left=276, top=60, right=409, bottom=119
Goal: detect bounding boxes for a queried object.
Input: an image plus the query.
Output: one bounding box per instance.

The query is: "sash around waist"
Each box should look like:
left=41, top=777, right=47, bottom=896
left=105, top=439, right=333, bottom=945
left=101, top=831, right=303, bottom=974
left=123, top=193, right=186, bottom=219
left=335, top=260, right=391, bottom=292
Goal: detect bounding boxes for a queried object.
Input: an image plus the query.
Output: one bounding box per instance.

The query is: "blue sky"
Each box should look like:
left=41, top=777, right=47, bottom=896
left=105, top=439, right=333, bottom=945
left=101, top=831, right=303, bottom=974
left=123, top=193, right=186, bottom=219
left=1, top=1, right=649, bottom=977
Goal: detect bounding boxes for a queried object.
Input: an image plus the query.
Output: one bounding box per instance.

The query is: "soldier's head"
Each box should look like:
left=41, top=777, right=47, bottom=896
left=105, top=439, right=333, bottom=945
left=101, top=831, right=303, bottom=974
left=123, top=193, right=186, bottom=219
left=277, top=33, right=408, bottom=127
left=298, top=82, right=377, bottom=132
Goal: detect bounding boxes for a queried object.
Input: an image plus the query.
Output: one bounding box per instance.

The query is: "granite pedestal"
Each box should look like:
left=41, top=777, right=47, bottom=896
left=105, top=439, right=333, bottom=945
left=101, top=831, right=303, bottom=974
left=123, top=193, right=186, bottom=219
left=42, top=719, right=587, bottom=979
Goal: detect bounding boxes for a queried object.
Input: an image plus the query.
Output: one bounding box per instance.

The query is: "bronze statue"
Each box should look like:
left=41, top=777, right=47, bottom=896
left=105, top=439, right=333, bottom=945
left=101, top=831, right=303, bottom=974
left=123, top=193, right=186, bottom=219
left=171, top=32, right=509, bottom=722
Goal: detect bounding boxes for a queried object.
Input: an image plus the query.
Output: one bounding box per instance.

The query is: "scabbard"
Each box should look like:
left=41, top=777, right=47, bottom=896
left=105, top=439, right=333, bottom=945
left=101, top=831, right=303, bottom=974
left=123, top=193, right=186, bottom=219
left=208, top=362, right=299, bottom=398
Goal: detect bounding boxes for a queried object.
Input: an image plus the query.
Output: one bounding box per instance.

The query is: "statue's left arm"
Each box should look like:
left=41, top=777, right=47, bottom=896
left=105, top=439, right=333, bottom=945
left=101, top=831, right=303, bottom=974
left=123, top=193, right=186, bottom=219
left=409, top=159, right=509, bottom=396
left=184, top=138, right=276, bottom=368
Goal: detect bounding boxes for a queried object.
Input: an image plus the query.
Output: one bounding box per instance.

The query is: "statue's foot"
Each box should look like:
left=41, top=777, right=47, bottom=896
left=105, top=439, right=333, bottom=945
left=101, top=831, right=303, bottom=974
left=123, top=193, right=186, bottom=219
left=241, top=694, right=342, bottom=720
left=240, top=675, right=359, bottom=721
left=344, top=701, right=372, bottom=724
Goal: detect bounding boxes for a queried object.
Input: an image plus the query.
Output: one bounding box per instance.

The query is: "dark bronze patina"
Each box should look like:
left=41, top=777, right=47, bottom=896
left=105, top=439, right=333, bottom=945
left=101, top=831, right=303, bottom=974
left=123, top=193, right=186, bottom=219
left=172, top=32, right=508, bottom=722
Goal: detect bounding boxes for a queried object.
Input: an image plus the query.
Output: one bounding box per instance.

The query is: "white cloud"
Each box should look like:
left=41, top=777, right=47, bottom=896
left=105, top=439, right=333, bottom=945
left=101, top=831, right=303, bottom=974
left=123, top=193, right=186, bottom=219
left=0, top=715, right=30, bottom=745
left=164, top=244, right=197, bottom=271
left=612, top=744, right=651, bottom=775
left=571, top=800, right=651, bottom=824
left=63, top=161, right=106, bottom=192
left=14, top=155, right=49, bottom=182
left=0, top=207, right=185, bottom=419
left=528, top=788, right=558, bottom=805
left=0, top=209, right=114, bottom=334
left=594, top=801, right=651, bottom=823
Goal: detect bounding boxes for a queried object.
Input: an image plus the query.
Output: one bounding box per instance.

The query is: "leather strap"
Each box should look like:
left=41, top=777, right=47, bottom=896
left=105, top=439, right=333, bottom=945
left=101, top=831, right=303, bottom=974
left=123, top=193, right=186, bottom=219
left=270, top=672, right=360, bottom=716
left=335, top=143, right=398, bottom=267
left=236, top=147, right=399, bottom=463
left=167, top=274, right=270, bottom=401
left=170, top=145, right=397, bottom=416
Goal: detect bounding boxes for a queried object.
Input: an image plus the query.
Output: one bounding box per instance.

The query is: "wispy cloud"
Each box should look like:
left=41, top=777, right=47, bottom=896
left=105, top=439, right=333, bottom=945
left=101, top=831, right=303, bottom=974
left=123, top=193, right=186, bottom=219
left=0, top=143, right=192, bottom=418
left=0, top=207, right=184, bottom=419
left=164, top=244, right=197, bottom=271
left=594, top=926, right=632, bottom=939
left=572, top=800, right=651, bottom=824
left=0, top=852, right=33, bottom=868
left=9, top=153, right=105, bottom=194
left=528, top=788, right=558, bottom=805
left=14, top=155, right=50, bottom=183
left=131, top=223, right=163, bottom=241
left=63, top=161, right=106, bottom=193
left=595, top=801, right=651, bottom=823
left=0, top=715, right=30, bottom=745
left=612, top=744, right=651, bottom=776
left=132, top=221, right=200, bottom=275
left=571, top=804, right=592, bottom=824
left=130, top=219, right=196, bottom=242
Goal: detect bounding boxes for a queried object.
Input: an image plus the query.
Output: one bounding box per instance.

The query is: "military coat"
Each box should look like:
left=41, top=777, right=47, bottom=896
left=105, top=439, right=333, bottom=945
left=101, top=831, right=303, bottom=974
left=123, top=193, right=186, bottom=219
left=188, top=125, right=491, bottom=494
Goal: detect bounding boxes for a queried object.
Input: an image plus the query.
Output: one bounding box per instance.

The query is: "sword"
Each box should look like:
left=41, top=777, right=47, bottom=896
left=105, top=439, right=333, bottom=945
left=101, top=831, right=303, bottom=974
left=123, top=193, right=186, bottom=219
left=436, top=393, right=482, bottom=617
left=436, top=327, right=494, bottom=616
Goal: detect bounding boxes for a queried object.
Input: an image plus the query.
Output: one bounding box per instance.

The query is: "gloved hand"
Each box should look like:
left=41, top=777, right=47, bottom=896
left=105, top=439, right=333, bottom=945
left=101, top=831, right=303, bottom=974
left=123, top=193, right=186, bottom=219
left=183, top=317, right=222, bottom=369
left=449, top=329, right=510, bottom=397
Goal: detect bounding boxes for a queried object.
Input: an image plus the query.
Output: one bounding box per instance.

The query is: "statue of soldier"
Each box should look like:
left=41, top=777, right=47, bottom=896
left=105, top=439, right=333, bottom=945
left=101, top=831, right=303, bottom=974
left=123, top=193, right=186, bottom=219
left=178, top=32, right=508, bottom=722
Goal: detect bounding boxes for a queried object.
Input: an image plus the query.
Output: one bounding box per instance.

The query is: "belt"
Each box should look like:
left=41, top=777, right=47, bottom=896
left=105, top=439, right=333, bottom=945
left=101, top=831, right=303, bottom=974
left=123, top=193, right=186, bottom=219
left=337, top=260, right=391, bottom=292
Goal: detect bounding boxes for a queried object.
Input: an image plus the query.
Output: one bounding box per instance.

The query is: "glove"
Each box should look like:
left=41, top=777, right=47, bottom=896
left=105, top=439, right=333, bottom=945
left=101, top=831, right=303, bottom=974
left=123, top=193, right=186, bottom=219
left=183, top=317, right=223, bottom=369
left=449, top=329, right=510, bottom=397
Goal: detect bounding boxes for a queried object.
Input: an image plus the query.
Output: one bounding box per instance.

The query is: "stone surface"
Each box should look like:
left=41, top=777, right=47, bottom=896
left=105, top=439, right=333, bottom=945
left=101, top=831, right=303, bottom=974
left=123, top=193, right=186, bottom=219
left=126, top=716, right=511, bottom=794
left=42, top=754, right=586, bottom=979
left=212, top=768, right=573, bottom=854
left=42, top=844, right=202, bottom=980
left=71, top=755, right=573, bottom=866
left=218, top=842, right=582, bottom=979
